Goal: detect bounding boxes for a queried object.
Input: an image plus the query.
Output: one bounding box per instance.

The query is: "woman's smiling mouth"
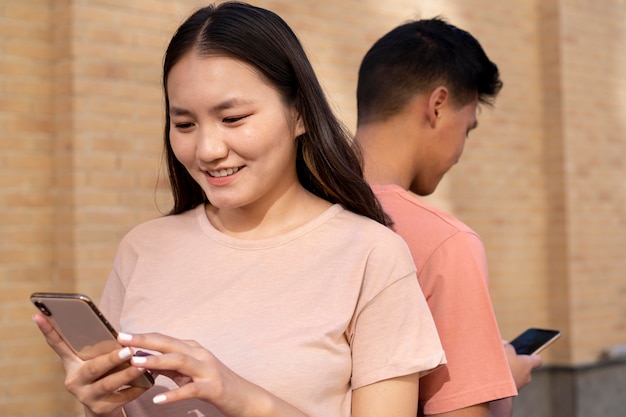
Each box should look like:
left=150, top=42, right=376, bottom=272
left=208, top=166, right=242, bottom=178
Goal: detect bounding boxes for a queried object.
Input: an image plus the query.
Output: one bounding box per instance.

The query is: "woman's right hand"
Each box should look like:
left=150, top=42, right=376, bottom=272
left=33, top=313, right=149, bottom=417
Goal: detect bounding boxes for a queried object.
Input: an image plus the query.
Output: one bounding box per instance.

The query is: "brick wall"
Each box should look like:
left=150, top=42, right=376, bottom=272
left=1, top=0, right=625, bottom=415
left=1, top=1, right=72, bottom=415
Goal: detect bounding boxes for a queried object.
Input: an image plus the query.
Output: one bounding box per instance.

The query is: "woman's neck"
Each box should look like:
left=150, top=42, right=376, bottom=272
left=205, top=188, right=331, bottom=240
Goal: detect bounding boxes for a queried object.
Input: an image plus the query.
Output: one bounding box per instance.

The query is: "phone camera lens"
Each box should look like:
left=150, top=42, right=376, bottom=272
left=34, top=301, right=51, bottom=316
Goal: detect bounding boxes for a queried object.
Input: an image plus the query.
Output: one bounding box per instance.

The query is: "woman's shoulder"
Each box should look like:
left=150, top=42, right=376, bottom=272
left=331, top=206, right=412, bottom=250
left=120, top=205, right=203, bottom=245
left=331, top=208, right=418, bottom=293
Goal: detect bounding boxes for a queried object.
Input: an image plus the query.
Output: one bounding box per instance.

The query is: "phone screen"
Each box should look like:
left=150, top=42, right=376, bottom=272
left=510, top=328, right=561, bottom=355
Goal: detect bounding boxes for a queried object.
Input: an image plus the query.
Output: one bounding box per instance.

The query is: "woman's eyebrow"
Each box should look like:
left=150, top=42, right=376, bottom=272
left=212, top=98, right=254, bottom=112
left=169, top=106, right=192, bottom=116
left=169, top=98, right=255, bottom=116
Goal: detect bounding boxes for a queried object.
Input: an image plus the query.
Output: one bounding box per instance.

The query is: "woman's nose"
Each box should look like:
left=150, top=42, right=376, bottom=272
left=196, top=125, right=228, bottom=161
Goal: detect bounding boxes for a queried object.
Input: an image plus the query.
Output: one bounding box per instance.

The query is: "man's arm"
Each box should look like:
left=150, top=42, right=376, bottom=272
left=427, top=403, right=491, bottom=417
left=427, top=400, right=511, bottom=417
left=488, top=398, right=512, bottom=417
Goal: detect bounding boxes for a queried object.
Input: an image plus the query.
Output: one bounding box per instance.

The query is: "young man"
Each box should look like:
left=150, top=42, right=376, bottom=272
left=355, top=18, right=542, bottom=416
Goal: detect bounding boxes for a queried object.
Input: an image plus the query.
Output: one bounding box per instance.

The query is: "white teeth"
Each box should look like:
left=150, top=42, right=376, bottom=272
left=209, top=167, right=240, bottom=178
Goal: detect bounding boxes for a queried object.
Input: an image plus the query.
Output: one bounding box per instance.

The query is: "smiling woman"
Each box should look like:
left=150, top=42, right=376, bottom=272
left=32, top=2, right=445, bottom=417
left=160, top=3, right=391, bottom=224
left=167, top=54, right=307, bottom=227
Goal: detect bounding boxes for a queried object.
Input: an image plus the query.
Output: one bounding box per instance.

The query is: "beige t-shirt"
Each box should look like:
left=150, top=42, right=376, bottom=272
left=101, top=204, right=444, bottom=417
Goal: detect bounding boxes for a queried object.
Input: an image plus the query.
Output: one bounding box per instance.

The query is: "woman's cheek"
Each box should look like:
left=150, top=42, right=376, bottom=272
left=170, top=134, right=195, bottom=167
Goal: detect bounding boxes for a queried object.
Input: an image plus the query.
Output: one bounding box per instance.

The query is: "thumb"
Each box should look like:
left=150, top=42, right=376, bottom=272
left=529, top=354, right=543, bottom=369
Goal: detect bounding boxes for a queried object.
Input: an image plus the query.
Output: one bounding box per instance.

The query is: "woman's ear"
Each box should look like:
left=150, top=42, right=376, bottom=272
left=427, top=86, right=449, bottom=127
left=293, top=109, right=306, bottom=138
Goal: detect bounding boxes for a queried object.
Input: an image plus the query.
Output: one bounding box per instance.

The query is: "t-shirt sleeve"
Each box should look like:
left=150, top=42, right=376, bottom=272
left=418, top=231, right=517, bottom=414
left=349, top=239, right=445, bottom=389
left=98, top=241, right=132, bottom=332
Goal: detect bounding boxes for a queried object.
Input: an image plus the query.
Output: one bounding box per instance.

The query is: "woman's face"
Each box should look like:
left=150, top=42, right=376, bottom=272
left=167, top=53, right=305, bottom=211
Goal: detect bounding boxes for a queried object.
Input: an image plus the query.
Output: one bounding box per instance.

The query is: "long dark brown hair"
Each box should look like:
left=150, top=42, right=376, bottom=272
left=162, top=1, right=390, bottom=225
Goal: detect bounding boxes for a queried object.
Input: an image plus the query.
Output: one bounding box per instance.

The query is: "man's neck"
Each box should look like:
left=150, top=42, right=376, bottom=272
left=355, top=123, right=414, bottom=190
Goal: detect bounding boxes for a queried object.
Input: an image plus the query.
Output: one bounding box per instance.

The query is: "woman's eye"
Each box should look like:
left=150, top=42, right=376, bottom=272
left=223, top=115, right=248, bottom=124
left=174, top=122, right=194, bottom=129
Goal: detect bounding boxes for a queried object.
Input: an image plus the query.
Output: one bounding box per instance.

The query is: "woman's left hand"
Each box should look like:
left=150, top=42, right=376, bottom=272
left=117, top=332, right=307, bottom=417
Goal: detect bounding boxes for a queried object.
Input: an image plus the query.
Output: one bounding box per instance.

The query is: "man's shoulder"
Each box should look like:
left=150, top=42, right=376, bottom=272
left=372, top=184, right=475, bottom=235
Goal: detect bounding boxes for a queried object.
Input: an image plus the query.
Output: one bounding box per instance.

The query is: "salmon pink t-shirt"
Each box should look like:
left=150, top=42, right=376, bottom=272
left=373, top=184, right=517, bottom=415
left=100, top=204, right=445, bottom=417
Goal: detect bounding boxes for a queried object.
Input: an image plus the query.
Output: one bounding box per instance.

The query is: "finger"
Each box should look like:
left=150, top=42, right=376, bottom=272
left=529, top=354, right=543, bottom=368
left=61, top=347, right=151, bottom=412
left=149, top=382, right=212, bottom=406
left=74, top=371, right=148, bottom=407
left=72, top=347, right=142, bottom=388
left=130, top=349, right=204, bottom=374
left=118, top=332, right=199, bottom=354
left=94, top=361, right=152, bottom=395
left=120, top=333, right=215, bottom=383
left=33, top=313, right=77, bottom=359
left=75, top=381, right=148, bottom=416
left=129, top=348, right=218, bottom=390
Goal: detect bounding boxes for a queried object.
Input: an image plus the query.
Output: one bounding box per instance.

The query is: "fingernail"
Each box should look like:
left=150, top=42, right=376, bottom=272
left=118, top=332, right=132, bottom=341
left=153, top=394, right=166, bottom=404
left=118, top=347, right=132, bottom=360
left=132, top=355, right=147, bottom=365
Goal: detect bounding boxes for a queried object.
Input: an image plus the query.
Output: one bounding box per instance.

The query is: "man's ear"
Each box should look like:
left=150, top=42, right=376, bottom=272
left=427, top=87, right=449, bottom=127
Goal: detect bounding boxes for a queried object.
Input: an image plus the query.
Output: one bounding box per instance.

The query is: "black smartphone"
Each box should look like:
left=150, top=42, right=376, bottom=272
left=510, top=327, right=561, bottom=355
left=31, top=292, right=154, bottom=388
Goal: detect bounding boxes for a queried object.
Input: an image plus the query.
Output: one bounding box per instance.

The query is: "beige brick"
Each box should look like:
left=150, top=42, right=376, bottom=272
left=2, top=0, right=625, bottom=413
